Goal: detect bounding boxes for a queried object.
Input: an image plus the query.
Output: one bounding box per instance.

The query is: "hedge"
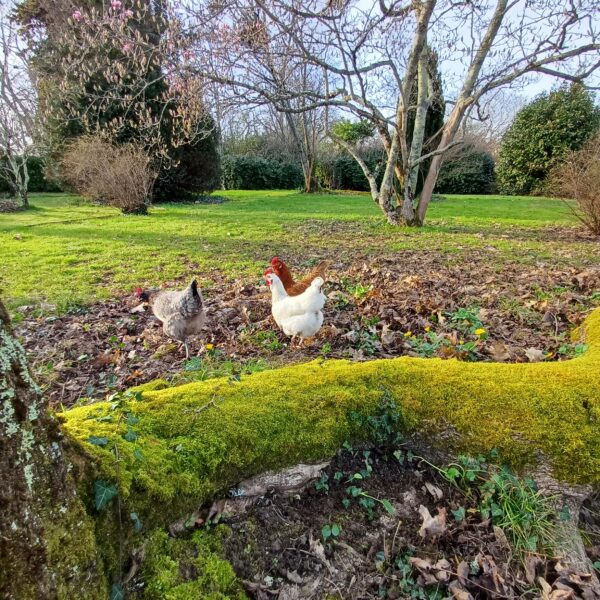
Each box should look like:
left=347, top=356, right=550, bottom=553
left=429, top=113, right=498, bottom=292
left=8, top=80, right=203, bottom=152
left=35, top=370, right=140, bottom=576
left=221, top=155, right=304, bottom=190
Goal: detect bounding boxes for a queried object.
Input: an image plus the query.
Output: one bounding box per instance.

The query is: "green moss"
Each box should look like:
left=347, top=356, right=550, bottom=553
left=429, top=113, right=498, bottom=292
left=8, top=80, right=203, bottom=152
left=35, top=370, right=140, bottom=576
left=141, top=527, right=247, bottom=600
left=58, top=309, right=600, bottom=594
left=44, top=496, right=107, bottom=599
left=129, top=379, right=171, bottom=395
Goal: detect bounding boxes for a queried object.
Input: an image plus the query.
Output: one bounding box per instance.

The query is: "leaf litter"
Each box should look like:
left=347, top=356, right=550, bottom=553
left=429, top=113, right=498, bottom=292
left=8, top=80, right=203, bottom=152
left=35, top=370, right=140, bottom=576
left=14, top=248, right=600, bottom=408
left=202, top=443, right=600, bottom=600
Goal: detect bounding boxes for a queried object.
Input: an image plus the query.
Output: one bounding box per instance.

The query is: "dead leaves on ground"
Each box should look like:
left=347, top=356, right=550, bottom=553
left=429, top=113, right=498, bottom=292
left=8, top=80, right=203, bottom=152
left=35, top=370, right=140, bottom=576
left=14, top=253, right=600, bottom=408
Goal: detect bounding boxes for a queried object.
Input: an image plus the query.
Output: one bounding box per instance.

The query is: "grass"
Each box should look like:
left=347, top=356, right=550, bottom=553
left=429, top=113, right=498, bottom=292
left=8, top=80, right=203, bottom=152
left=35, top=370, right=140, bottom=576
left=0, top=190, right=596, bottom=312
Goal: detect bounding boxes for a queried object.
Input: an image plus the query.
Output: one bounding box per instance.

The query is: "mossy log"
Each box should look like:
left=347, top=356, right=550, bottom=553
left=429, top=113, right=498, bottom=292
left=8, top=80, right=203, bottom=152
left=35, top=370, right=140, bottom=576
left=58, top=308, right=600, bottom=582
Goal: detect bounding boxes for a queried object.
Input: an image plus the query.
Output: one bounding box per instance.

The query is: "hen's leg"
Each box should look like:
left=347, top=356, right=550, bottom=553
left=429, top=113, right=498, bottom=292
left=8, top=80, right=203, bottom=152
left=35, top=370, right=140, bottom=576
left=184, top=341, right=190, bottom=359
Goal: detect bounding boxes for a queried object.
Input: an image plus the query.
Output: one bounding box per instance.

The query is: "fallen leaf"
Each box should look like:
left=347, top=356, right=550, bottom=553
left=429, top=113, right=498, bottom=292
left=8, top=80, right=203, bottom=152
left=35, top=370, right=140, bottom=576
left=409, top=557, right=438, bottom=586
left=493, top=525, right=510, bottom=549
left=489, top=341, right=511, bottom=362
left=457, top=560, right=470, bottom=585
left=525, top=554, right=545, bottom=585
left=448, top=580, right=475, bottom=600
left=525, top=347, right=545, bottom=362
left=434, top=558, right=452, bottom=583
left=424, top=482, right=444, bottom=501
left=418, top=505, right=447, bottom=540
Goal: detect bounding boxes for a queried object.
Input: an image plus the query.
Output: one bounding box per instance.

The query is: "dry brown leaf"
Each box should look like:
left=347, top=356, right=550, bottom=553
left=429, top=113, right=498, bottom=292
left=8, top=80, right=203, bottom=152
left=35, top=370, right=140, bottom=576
left=410, top=557, right=438, bottom=586
left=549, top=591, right=575, bottom=600
left=424, top=482, right=444, bottom=501
left=493, top=525, right=510, bottom=549
left=525, top=347, right=545, bottom=362
left=448, top=580, right=475, bottom=600
left=434, top=558, right=452, bottom=583
left=524, top=554, right=545, bottom=585
left=489, top=341, right=511, bottom=362
left=457, top=560, right=470, bottom=585
left=418, top=505, right=447, bottom=540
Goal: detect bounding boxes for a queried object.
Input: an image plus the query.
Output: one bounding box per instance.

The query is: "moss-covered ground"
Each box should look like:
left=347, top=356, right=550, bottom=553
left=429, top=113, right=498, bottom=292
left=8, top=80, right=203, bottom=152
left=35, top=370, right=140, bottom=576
left=55, top=306, right=600, bottom=594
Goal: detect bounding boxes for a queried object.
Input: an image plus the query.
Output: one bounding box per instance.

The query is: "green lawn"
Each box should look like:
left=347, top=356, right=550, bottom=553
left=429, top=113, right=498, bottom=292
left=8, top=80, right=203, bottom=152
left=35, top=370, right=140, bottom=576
left=0, top=190, right=594, bottom=311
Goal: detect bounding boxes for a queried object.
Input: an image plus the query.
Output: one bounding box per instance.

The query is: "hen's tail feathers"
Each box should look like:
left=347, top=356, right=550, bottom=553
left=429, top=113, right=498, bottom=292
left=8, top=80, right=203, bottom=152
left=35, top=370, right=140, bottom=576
left=308, top=260, right=330, bottom=281
left=190, top=278, right=200, bottom=297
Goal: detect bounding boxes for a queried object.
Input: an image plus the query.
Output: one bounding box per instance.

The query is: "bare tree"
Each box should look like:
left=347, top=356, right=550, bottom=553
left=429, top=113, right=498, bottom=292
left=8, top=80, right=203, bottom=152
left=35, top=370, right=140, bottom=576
left=0, top=3, right=38, bottom=208
left=197, top=4, right=327, bottom=192
left=183, top=0, right=599, bottom=225
left=549, top=132, right=600, bottom=235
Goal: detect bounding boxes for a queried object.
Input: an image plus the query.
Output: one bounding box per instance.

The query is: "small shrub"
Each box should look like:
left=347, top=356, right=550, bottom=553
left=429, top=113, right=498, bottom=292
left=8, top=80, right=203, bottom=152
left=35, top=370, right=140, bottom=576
left=60, top=136, right=156, bottom=214
left=548, top=132, right=600, bottom=235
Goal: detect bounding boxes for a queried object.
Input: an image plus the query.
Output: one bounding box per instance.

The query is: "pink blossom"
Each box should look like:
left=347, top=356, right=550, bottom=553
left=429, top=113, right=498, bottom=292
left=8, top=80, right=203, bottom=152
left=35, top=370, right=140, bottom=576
left=72, top=10, right=83, bottom=21
left=122, top=42, right=133, bottom=53
left=111, top=0, right=122, bottom=10
left=183, top=50, right=192, bottom=61
left=123, top=9, right=134, bottom=18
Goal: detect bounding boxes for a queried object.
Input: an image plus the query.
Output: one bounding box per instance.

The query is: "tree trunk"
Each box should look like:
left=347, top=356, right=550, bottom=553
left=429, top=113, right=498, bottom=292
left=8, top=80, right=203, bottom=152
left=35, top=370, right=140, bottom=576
left=0, top=299, right=105, bottom=599
left=5, top=154, right=30, bottom=209
left=418, top=107, right=464, bottom=223
left=18, top=188, right=29, bottom=209
left=302, top=159, right=319, bottom=193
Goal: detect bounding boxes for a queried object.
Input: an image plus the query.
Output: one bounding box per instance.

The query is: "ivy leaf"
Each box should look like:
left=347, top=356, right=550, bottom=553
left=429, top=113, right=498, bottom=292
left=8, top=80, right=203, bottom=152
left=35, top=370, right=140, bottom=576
left=322, top=525, right=331, bottom=540
left=331, top=523, right=341, bottom=537
left=109, top=584, right=124, bottom=600
left=94, top=480, right=118, bottom=511
left=123, top=428, right=139, bottom=442
left=127, top=414, right=140, bottom=426
left=347, top=486, right=363, bottom=497
left=88, top=436, right=109, bottom=447
left=559, top=505, right=571, bottom=521
left=452, top=506, right=466, bottom=522
left=342, top=498, right=351, bottom=509
left=133, top=448, right=144, bottom=461
left=445, top=467, right=460, bottom=481
left=393, top=449, right=404, bottom=464
left=380, top=499, right=395, bottom=515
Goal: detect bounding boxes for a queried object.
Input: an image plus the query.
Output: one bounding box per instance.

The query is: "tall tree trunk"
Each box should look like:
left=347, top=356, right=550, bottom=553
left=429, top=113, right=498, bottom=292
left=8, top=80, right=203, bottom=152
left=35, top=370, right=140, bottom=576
left=401, top=48, right=432, bottom=227
left=0, top=299, right=105, bottom=599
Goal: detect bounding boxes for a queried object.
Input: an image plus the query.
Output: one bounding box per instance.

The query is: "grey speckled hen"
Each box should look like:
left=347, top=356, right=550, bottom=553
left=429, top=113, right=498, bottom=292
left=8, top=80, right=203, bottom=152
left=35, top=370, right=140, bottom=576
left=135, top=279, right=206, bottom=358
